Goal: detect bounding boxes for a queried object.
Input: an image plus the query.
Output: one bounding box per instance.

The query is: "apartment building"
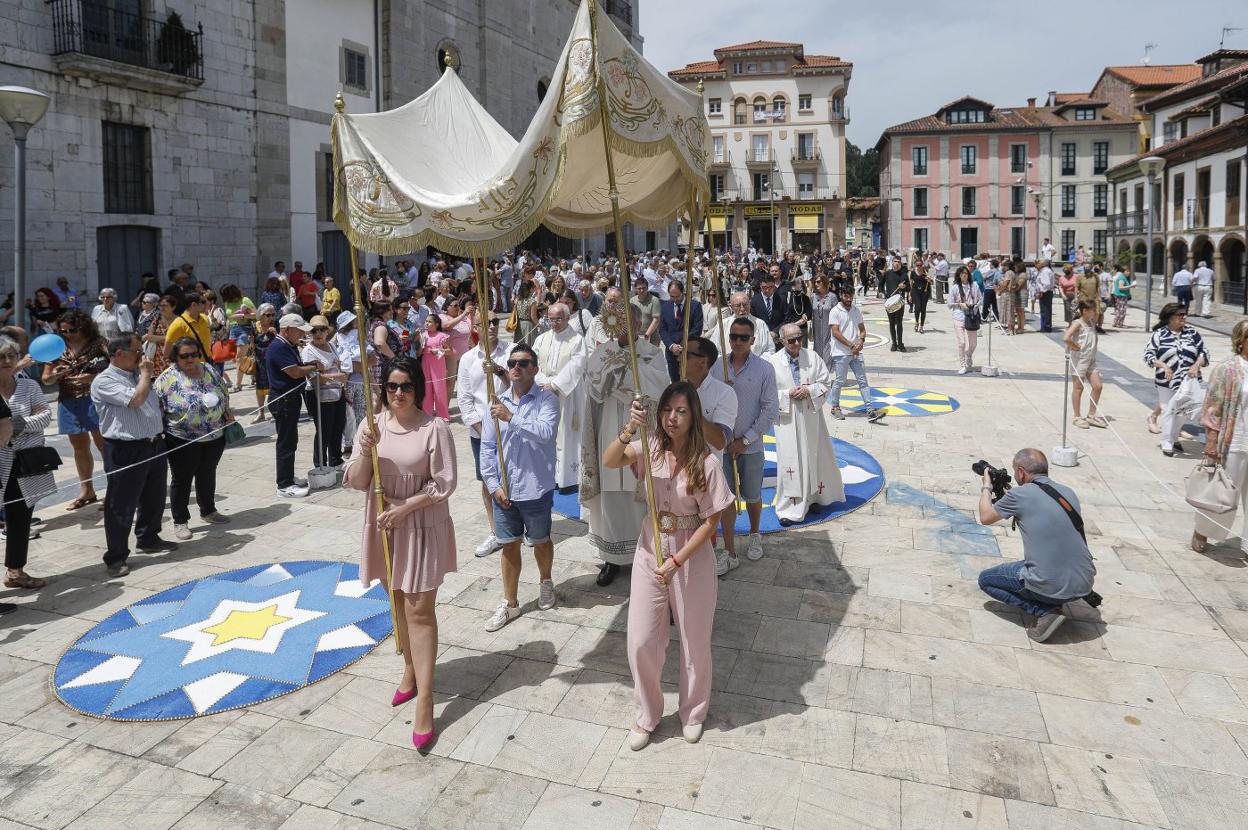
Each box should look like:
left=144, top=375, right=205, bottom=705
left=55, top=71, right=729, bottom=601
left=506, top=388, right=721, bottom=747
left=1105, top=49, right=1248, bottom=308
left=669, top=40, right=851, bottom=254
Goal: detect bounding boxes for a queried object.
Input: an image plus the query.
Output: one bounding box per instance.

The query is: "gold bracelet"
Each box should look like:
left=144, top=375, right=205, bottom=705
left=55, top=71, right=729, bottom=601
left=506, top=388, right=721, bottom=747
left=618, top=431, right=634, bottom=445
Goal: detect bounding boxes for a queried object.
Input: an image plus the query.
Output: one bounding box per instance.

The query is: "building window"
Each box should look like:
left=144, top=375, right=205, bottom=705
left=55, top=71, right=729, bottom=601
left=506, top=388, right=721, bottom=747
left=1074, top=107, right=1096, bottom=121
left=732, top=62, right=742, bottom=74
left=913, top=187, right=928, bottom=216
left=753, top=100, right=766, bottom=122
left=1093, top=184, right=1108, bottom=217
left=1010, top=144, right=1027, bottom=174
left=1212, top=105, right=1222, bottom=128
left=947, top=109, right=986, bottom=124
left=712, top=135, right=725, bottom=163
left=1163, top=121, right=1177, bottom=144
left=1010, top=227, right=1025, bottom=258
left=961, top=186, right=976, bottom=216
left=709, top=174, right=724, bottom=201
left=960, top=145, right=977, bottom=175
left=1173, top=172, right=1185, bottom=225
left=1061, top=185, right=1076, bottom=218
left=1228, top=159, right=1242, bottom=227
left=708, top=98, right=721, bottom=116
left=913, top=227, right=928, bottom=251
left=733, top=99, right=746, bottom=125
left=745, top=62, right=756, bottom=73
left=761, top=61, right=772, bottom=72
left=1060, top=143, right=1076, bottom=176
left=1093, top=141, right=1109, bottom=175
left=751, top=133, right=769, bottom=162
left=102, top=121, right=153, bottom=215
left=1093, top=229, right=1107, bottom=257
left=912, top=146, right=928, bottom=176
left=798, top=174, right=814, bottom=199
left=772, top=97, right=786, bottom=121
left=1011, top=185, right=1026, bottom=215
left=798, top=93, right=812, bottom=111
left=1061, top=230, right=1076, bottom=259
left=344, top=49, right=367, bottom=91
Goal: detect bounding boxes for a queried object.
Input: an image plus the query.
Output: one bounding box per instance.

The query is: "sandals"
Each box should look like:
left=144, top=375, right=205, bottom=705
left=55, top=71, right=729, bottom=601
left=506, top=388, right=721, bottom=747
left=4, top=571, right=46, bottom=590
left=1087, top=415, right=1108, bottom=429
left=1191, top=533, right=1209, bottom=553
left=1147, top=413, right=1161, bottom=434
left=1073, top=417, right=1090, bottom=429
left=66, top=494, right=98, bottom=511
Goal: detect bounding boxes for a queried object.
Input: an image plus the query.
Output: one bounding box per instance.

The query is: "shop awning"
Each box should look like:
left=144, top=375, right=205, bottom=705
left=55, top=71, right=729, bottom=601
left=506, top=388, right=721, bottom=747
left=707, top=216, right=726, bottom=232
left=793, top=215, right=820, bottom=231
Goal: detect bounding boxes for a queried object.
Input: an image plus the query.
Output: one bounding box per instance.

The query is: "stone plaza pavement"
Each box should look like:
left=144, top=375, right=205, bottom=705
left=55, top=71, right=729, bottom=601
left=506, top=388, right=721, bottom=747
left=2, top=301, right=1248, bottom=829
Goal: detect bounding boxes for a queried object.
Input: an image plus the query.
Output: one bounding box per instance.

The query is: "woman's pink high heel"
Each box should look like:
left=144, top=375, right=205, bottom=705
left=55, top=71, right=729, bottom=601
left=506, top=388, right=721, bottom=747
left=391, top=687, right=416, bottom=707
left=412, top=729, right=436, bottom=753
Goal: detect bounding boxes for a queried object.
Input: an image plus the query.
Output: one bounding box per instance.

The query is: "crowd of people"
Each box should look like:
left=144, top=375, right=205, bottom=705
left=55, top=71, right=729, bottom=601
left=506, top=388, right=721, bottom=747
left=0, top=238, right=1230, bottom=751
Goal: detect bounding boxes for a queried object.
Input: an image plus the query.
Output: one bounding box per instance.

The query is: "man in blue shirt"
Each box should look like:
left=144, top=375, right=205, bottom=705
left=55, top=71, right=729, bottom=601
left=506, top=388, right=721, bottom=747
left=265, top=314, right=318, bottom=498
left=479, top=343, right=562, bottom=632
left=717, top=317, right=778, bottom=574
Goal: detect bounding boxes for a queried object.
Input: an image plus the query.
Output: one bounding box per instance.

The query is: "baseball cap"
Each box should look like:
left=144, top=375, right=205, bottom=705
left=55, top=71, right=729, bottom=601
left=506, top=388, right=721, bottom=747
left=278, top=313, right=311, bottom=331
left=336, top=310, right=357, bottom=328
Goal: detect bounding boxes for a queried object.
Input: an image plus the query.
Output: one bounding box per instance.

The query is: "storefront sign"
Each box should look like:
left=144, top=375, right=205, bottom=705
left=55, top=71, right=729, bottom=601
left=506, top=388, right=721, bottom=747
left=787, top=204, right=823, bottom=215
left=744, top=205, right=776, bottom=217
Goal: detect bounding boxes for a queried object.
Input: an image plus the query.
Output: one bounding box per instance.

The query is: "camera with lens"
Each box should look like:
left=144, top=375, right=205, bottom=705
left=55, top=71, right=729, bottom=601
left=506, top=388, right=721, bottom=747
left=972, top=460, right=1012, bottom=502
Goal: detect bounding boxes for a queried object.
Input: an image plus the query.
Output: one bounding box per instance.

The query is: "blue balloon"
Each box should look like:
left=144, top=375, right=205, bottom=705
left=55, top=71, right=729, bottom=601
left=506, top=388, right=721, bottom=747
left=29, top=333, right=66, bottom=363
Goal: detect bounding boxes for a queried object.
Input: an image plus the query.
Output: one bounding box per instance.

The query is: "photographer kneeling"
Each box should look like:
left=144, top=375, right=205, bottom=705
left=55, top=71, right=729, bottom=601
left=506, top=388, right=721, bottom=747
left=976, top=449, right=1096, bottom=642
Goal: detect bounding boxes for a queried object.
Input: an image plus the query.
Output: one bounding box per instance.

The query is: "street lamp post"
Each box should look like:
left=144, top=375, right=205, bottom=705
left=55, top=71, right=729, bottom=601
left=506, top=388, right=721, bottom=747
left=0, top=86, right=51, bottom=325
left=1139, top=155, right=1165, bottom=325
left=1030, top=190, right=1043, bottom=260
left=769, top=156, right=777, bottom=256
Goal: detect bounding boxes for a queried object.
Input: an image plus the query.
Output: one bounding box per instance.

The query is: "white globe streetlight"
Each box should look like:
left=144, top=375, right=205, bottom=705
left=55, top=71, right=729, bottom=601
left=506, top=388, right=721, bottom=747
left=0, top=86, right=51, bottom=324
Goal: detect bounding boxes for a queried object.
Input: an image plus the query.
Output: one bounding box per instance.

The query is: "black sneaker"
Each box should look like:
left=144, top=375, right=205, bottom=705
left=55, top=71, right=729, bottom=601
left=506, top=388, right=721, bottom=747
left=136, top=538, right=179, bottom=553
left=596, top=562, right=619, bottom=587
left=897, top=344, right=907, bottom=353
left=867, top=409, right=886, bottom=423
left=106, top=563, right=130, bottom=578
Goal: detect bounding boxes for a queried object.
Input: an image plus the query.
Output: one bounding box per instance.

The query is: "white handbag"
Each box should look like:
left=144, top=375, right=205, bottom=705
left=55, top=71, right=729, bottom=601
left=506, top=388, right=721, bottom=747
left=1186, top=460, right=1239, bottom=514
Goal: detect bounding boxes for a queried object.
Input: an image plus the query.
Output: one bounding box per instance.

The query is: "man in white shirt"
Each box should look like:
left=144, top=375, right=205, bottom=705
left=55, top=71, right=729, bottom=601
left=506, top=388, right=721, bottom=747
left=1192, top=261, right=1215, bottom=317
left=534, top=303, right=586, bottom=492
left=1172, top=264, right=1194, bottom=312
left=768, top=323, right=844, bottom=525
left=642, top=258, right=660, bottom=294
left=456, top=315, right=509, bottom=557
left=1041, top=239, right=1056, bottom=262
left=1035, top=260, right=1056, bottom=332
left=684, top=336, right=736, bottom=452
left=827, top=287, right=884, bottom=422
left=932, top=253, right=949, bottom=303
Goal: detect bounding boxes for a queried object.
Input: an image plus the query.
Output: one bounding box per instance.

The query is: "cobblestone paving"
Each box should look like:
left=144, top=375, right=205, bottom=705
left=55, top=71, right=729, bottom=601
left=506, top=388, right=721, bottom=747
left=2, top=303, right=1247, bottom=829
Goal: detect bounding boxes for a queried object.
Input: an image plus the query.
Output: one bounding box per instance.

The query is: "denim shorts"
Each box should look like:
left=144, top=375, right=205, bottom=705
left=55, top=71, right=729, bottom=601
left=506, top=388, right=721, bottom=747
left=58, top=396, right=99, bottom=435
left=723, top=450, right=764, bottom=504
left=492, top=490, right=554, bottom=545
left=230, top=325, right=254, bottom=346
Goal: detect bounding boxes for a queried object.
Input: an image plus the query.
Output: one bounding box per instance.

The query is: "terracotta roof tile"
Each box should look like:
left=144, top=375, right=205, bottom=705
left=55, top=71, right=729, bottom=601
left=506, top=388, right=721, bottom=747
left=1053, top=92, right=1089, bottom=104
left=669, top=60, right=723, bottom=77
left=714, top=40, right=802, bottom=52
left=1105, top=113, right=1248, bottom=175
left=801, top=55, right=851, bottom=68
left=881, top=100, right=1135, bottom=136
left=1145, top=60, right=1248, bottom=109
left=1104, top=64, right=1202, bottom=87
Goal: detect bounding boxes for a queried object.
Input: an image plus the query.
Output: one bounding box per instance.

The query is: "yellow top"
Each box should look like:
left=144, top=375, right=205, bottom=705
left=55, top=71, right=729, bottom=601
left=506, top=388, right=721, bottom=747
left=166, top=312, right=212, bottom=356
left=322, top=287, right=342, bottom=314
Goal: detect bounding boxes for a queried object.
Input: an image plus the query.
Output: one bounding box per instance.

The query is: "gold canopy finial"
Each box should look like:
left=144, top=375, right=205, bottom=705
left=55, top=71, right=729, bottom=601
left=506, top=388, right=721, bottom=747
left=696, top=79, right=704, bottom=95
left=333, top=91, right=345, bottom=113
left=444, top=51, right=457, bottom=70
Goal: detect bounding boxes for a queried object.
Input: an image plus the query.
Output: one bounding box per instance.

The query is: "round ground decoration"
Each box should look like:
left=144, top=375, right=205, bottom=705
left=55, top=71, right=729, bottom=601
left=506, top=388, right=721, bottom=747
left=554, top=435, right=885, bottom=535
left=834, top=387, right=959, bottom=417
left=55, top=561, right=393, bottom=721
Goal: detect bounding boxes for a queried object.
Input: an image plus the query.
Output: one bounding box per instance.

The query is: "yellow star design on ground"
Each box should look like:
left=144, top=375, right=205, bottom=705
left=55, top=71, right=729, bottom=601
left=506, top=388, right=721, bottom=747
left=201, top=604, right=292, bottom=647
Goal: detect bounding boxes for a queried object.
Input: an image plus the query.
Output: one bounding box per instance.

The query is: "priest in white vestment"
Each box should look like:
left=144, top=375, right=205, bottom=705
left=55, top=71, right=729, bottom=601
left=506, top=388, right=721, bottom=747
left=767, top=324, right=844, bottom=525
left=535, top=302, right=586, bottom=491
left=579, top=302, right=669, bottom=586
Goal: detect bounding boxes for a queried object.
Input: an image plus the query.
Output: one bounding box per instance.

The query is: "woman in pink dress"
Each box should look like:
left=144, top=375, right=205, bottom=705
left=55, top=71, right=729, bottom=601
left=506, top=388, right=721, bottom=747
left=344, top=356, right=456, bottom=753
left=602, top=380, right=733, bottom=752
left=420, top=316, right=451, bottom=419
left=440, top=299, right=474, bottom=398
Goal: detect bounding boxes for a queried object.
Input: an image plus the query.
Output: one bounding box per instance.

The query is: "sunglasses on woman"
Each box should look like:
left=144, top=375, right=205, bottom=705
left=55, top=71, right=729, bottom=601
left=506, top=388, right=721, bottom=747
left=177, top=351, right=200, bottom=360
left=385, top=381, right=415, bottom=393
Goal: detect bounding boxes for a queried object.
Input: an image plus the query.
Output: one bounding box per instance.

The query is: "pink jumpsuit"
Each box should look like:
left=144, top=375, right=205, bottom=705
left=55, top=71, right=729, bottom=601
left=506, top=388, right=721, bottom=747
left=421, top=330, right=451, bottom=419
left=626, top=440, right=734, bottom=732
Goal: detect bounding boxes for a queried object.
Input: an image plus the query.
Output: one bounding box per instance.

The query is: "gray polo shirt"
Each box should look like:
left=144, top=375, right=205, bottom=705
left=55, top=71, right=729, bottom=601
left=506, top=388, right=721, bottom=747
left=993, top=476, right=1095, bottom=600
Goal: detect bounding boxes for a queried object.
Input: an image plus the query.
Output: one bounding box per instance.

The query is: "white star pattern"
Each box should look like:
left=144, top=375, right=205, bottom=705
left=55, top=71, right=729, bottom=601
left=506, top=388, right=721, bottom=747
left=162, top=590, right=326, bottom=666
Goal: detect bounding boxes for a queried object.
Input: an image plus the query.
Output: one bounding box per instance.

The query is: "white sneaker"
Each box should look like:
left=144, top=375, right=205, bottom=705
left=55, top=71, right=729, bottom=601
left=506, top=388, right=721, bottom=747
left=474, top=534, right=502, bottom=558
left=682, top=722, right=704, bottom=743
left=173, top=523, right=192, bottom=541
left=715, top=547, right=740, bottom=576
left=277, top=484, right=309, bottom=498
left=484, top=601, right=521, bottom=632
left=957, top=366, right=968, bottom=375
left=627, top=727, right=651, bottom=751
left=538, top=579, right=558, bottom=611
left=745, top=533, right=764, bottom=561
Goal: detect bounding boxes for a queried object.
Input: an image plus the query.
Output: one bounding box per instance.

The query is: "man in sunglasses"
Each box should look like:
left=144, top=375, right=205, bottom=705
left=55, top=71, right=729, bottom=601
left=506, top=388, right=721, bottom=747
left=767, top=324, right=845, bottom=526
left=479, top=343, right=561, bottom=631
left=683, top=337, right=735, bottom=451
left=457, top=314, right=509, bottom=557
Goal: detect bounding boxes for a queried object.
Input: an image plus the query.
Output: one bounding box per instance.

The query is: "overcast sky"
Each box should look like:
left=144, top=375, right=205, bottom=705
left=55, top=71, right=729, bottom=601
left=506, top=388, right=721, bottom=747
left=639, top=0, right=1243, bottom=148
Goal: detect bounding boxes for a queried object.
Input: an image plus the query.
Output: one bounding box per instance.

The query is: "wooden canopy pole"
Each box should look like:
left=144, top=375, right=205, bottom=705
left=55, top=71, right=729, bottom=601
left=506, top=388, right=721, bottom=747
left=680, top=187, right=700, bottom=380
left=335, top=92, right=403, bottom=652
left=475, top=256, right=509, bottom=497
left=589, top=0, right=664, bottom=566
left=706, top=209, right=743, bottom=514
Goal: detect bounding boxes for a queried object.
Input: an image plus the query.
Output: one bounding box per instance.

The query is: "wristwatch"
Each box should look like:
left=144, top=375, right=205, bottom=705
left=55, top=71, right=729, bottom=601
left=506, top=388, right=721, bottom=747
left=741, top=436, right=751, bottom=447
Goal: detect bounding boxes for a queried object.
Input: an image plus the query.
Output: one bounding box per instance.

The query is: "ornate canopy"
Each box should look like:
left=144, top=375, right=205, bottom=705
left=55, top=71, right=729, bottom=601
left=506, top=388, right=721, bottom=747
left=331, top=0, right=710, bottom=257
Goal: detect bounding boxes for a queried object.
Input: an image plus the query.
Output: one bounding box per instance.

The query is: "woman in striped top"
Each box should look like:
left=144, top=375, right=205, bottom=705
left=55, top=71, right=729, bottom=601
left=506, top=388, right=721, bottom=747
left=0, top=336, right=56, bottom=590
left=1144, top=303, right=1209, bottom=455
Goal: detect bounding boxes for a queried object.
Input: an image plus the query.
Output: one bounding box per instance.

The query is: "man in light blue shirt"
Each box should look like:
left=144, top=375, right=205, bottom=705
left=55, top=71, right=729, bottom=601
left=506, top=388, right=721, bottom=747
left=718, top=317, right=779, bottom=574
left=479, top=343, right=562, bottom=632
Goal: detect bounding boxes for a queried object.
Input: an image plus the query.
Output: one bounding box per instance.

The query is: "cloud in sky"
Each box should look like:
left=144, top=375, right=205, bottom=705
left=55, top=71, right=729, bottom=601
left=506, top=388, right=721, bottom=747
left=639, top=0, right=1242, bottom=148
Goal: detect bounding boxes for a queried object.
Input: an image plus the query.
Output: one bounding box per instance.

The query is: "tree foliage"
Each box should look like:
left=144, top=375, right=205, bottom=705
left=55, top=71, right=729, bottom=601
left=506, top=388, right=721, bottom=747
left=845, top=141, right=879, bottom=198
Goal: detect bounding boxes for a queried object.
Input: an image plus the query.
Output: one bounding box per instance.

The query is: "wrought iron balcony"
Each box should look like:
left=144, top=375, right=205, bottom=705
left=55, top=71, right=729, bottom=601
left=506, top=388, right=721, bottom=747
left=745, top=148, right=776, bottom=166
left=1105, top=210, right=1160, bottom=235
left=791, top=145, right=821, bottom=166
left=49, top=0, right=204, bottom=91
